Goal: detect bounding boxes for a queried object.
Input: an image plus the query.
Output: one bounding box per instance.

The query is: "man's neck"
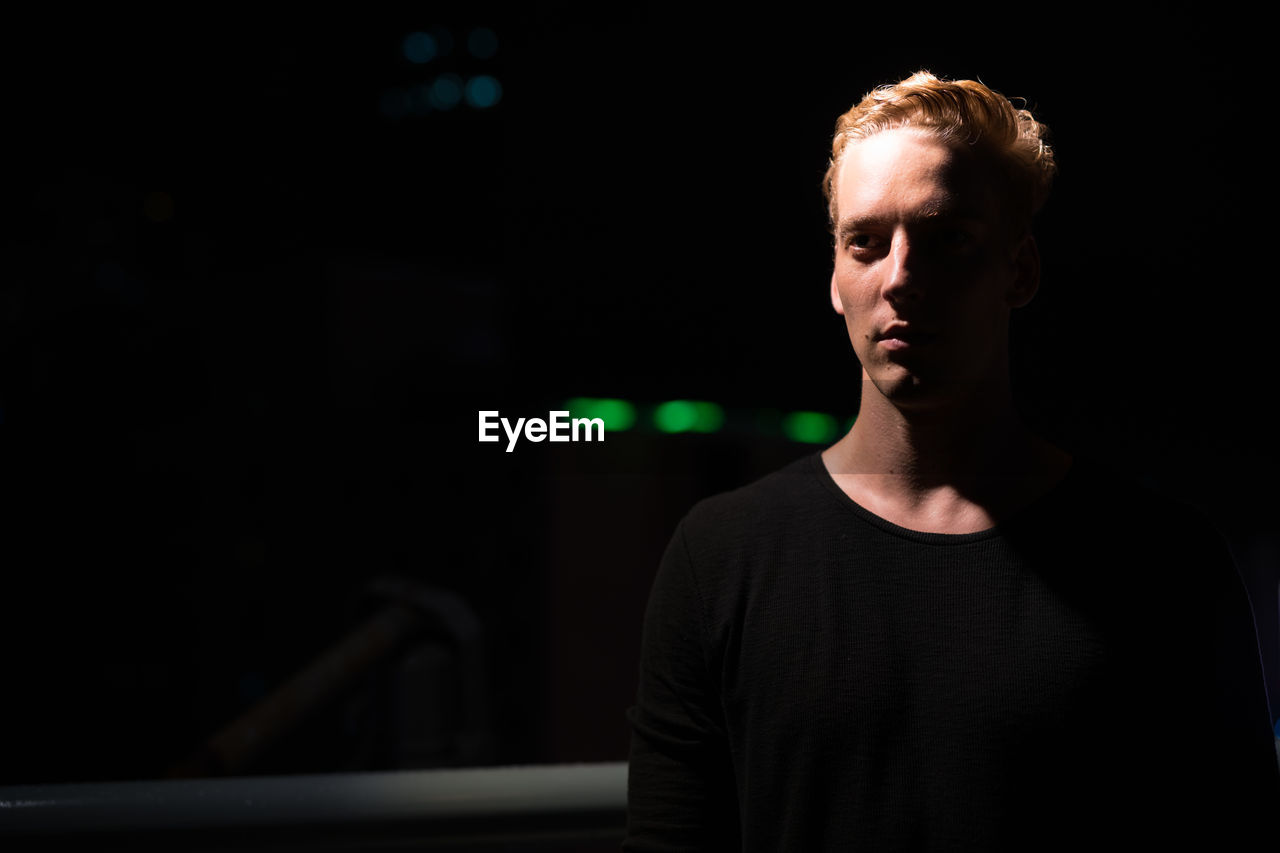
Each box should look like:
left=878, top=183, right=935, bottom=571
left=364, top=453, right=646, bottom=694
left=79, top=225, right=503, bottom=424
left=821, top=378, right=1071, bottom=534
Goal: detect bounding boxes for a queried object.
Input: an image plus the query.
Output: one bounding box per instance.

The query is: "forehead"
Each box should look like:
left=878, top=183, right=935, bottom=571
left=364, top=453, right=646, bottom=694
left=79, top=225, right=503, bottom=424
left=835, top=128, right=998, bottom=223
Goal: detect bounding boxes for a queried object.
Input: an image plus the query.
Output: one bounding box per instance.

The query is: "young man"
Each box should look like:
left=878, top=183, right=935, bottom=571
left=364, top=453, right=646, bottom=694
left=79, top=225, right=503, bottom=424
left=625, top=72, right=1277, bottom=850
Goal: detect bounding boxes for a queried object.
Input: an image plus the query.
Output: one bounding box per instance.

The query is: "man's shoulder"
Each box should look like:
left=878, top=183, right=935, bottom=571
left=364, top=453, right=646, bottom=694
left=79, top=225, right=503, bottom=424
left=672, top=452, right=836, bottom=555
left=683, top=452, right=825, bottom=524
left=661, top=452, right=842, bottom=599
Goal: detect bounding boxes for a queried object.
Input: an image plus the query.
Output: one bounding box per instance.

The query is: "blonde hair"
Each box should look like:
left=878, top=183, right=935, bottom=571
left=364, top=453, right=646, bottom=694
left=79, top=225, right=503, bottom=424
left=823, top=71, right=1056, bottom=236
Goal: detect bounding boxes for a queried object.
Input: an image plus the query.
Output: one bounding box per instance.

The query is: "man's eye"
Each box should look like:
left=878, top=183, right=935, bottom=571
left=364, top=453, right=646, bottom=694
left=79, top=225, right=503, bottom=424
left=847, top=233, right=883, bottom=250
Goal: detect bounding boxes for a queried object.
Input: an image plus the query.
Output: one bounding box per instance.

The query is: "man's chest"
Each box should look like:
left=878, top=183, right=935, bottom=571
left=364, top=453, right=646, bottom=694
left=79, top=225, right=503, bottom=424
left=716, top=549, right=1155, bottom=759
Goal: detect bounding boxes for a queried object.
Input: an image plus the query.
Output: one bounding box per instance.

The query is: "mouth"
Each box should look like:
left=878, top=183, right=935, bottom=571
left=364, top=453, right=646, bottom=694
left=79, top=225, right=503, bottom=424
left=875, top=325, right=938, bottom=350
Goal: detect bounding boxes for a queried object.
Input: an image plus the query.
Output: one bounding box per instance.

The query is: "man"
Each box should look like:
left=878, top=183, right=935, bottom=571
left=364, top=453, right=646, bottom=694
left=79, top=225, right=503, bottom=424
left=625, top=71, right=1277, bottom=850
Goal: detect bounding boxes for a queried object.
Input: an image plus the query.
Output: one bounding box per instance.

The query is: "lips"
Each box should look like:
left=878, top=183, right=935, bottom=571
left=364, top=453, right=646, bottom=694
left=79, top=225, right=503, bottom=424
left=875, top=324, right=938, bottom=349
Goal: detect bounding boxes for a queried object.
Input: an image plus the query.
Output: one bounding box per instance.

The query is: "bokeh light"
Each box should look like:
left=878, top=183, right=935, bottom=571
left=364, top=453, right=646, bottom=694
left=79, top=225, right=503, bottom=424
left=565, top=398, right=637, bottom=432
left=402, top=32, right=437, bottom=64
left=782, top=411, right=838, bottom=443
left=465, top=75, right=502, bottom=109
left=428, top=74, right=463, bottom=110
left=654, top=400, right=724, bottom=434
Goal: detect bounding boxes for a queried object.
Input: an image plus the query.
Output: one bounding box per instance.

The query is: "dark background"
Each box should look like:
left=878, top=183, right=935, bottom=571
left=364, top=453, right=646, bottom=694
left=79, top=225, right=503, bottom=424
left=2, top=4, right=1276, bottom=786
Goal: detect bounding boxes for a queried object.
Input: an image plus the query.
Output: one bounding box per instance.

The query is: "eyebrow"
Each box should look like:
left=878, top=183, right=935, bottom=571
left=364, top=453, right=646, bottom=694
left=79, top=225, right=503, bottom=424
left=836, top=216, right=889, bottom=241
left=836, top=206, right=987, bottom=240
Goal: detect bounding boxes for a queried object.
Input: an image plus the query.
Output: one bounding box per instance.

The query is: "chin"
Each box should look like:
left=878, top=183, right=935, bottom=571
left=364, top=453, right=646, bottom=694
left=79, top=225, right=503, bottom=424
left=868, top=372, right=966, bottom=412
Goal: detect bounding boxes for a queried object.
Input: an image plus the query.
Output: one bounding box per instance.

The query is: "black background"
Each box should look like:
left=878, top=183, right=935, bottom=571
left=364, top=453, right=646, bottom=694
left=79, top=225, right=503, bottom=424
left=2, top=4, right=1276, bottom=786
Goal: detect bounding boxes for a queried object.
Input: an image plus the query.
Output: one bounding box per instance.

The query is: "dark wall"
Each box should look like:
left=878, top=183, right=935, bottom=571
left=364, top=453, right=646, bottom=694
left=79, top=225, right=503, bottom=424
left=1, top=5, right=1275, bottom=784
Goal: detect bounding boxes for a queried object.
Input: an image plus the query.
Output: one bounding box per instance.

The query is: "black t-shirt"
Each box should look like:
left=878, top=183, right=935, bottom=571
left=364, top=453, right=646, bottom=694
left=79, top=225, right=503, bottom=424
left=626, top=453, right=1278, bottom=851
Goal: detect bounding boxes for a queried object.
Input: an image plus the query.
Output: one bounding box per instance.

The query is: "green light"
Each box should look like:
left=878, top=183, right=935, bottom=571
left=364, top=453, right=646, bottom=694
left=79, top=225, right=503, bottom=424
left=782, top=411, right=837, bottom=443
left=564, top=397, right=636, bottom=431
left=654, top=400, right=697, bottom=433
left=654, top=400, right=724, bottom=434
left=690, top=401, right=724, bottom=433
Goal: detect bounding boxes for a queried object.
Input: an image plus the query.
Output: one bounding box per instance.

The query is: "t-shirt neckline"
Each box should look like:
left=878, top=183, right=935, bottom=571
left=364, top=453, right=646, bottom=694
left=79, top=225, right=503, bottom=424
left=808, top=451, right=1077, bottom=546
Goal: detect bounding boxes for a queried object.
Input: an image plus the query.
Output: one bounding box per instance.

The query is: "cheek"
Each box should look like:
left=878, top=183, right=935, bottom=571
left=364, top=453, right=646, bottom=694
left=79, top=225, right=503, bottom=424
left=834, top=288, right=865, bottom=327
left=838, top=298, right=874, bottom=347
left=833, top=269, right=873, bottom=311
left=844, top=292, right=878, bottom=331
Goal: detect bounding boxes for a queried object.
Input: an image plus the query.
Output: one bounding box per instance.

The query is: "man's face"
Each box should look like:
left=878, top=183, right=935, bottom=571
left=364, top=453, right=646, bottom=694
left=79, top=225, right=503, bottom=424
left=829, top=128, right=1038, bottom=413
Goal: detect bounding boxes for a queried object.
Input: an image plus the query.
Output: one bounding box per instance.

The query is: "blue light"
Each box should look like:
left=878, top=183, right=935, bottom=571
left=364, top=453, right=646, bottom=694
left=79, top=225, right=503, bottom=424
left=468, top=27, right=498, bottom=59
left=403, top=31, right=436, bottom=64
left=465, top=75, right=502, bottom=109
left=429, top=74, right=463, bottom=110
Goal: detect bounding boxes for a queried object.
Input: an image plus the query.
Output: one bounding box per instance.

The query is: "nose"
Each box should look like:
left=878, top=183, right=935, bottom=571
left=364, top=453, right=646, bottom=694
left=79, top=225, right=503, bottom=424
left=883, top=231, right=922, bottom=305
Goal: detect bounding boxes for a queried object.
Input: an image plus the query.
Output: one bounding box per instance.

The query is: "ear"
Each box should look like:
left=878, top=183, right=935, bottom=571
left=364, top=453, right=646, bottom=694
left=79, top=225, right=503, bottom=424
left=1006, top=234, right=1040, bottom=308
left=830, top=270, right=846, bottom=315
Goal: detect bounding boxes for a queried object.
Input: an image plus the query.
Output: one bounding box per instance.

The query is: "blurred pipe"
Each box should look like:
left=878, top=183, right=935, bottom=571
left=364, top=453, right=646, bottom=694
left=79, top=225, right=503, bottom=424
left=170, top=602, right=422, bottom=777
left=0, top=762, right=627, bottom=850
left=369, top=577, right=492, bottom=765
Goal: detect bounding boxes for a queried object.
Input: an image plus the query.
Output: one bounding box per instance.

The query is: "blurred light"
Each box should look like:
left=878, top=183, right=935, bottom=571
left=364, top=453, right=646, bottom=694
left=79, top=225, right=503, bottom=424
left=654, top=400, right=697, bottom=433
left=565, top=398, right=636, bottom=431
left=403, top=31, right=437, bottom=64
left=654, top=400, right=724, bottom=434
left=468, top=27, right=498, bottom=59
left=691, top=401, right=725, bottom=432
left=465, top=75, right=502, bottom=108
left=532, top=397, right=852, bottom=441
left=782, top=411, right=838, bottom=443
left=429, top=74, right=463, bottom=110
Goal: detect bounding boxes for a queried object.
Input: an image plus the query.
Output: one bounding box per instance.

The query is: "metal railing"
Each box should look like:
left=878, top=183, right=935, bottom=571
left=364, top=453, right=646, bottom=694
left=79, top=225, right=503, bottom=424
left=172, top=577, right=494, bottom=778
left=0, top=762, right=627, bottom=851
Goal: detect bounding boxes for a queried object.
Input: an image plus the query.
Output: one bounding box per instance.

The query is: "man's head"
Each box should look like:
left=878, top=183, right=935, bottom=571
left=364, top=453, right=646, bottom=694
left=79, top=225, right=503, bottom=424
left=823, top=71, right=1055, bottom=244
left=825, top=72, right=1056, bottom=413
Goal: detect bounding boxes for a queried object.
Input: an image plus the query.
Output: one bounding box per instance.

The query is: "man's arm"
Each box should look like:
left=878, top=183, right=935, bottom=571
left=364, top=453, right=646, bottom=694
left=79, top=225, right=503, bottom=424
left=625, top=520, right=741, bottom=852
